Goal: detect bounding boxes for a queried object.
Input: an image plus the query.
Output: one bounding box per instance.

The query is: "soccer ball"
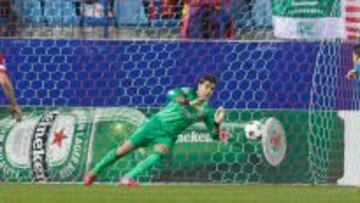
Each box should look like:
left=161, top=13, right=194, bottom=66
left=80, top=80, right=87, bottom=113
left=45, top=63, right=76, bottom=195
left=244, top=120, right=263, bottom=140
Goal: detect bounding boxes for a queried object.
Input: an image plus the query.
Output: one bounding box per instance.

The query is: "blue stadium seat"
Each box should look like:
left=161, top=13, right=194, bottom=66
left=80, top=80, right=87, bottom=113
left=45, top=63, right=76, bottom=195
left=252, top=0, right=272, bottom=27
left=151, top=19, right=180, bottom=28
left=229, top=0, right=253, bottom=28
left=44, top=0, right=78, bottom=26
left=229, top=0, right=272, bottom=28
left=113, top=0, right=149, bottom=26
left=13, top=0, right=43, bottom=25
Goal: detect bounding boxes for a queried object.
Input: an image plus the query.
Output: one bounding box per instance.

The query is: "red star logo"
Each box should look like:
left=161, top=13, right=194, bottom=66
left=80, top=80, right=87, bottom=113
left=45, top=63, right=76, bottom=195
left=51, top=128, right=67, bottom=147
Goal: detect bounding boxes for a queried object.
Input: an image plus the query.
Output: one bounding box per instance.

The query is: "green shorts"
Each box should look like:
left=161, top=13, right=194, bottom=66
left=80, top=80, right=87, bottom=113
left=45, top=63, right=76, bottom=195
left=128, top=118, right=176, bottom=151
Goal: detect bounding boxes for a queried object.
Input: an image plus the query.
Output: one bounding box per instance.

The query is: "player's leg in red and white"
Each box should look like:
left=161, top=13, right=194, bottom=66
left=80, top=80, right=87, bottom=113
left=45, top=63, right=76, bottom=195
left=0, top=53, right=22, bottom=121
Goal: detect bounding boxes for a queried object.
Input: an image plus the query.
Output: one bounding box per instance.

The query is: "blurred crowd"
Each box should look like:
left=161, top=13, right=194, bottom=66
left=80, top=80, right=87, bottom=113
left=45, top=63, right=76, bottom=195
left=0, top=0, right=272, bottom=38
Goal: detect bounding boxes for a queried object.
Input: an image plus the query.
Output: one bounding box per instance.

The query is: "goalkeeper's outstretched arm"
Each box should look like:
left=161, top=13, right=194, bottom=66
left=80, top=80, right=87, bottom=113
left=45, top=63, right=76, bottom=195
left=204, top=107, right=227, bottom=140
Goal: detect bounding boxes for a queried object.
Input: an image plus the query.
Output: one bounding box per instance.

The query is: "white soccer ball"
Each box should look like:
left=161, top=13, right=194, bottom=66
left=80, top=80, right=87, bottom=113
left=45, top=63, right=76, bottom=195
left=245, top=120, right=263, bottom=140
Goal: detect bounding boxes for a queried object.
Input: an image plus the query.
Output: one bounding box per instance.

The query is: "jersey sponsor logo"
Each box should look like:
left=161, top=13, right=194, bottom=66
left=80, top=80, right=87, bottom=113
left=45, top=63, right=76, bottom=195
left=181, top=87, right=192, bottom=94
left=181, top=105, right=205, bottom=121
left=181, top=106, right=195, bottom=119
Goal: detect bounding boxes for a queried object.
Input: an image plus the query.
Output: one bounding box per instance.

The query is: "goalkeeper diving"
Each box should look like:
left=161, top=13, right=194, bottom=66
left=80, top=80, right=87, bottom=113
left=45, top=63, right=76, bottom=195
left=84, top=74, right=227, bottom=186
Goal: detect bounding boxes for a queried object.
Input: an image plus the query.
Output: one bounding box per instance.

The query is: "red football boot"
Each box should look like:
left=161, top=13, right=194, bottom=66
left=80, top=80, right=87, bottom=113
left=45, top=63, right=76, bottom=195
left=83, top=173, right=96, bottom=186
left=118, top=178, right=140, bottom=187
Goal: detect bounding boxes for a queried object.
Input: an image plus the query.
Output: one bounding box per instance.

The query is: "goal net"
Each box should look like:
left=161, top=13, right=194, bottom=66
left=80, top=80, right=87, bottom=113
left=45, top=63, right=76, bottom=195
left=0, top=0, right=358, bottom=185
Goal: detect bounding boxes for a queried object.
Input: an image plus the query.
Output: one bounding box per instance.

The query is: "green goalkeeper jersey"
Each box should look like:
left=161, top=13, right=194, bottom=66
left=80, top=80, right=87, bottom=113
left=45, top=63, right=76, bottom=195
left=153, top=87, right=219, bottom=140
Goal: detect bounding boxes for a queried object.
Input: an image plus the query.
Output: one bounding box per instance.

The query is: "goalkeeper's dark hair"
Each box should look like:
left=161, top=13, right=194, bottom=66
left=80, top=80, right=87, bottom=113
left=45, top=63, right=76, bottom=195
left=198, top=74, right=217, bottom=85
left=353, top=45, right=360, bottom=57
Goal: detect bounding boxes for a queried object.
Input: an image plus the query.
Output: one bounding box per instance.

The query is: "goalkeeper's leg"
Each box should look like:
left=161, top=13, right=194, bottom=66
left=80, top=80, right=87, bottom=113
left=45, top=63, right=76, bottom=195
left=119, top=144, right=169, bottom=186
left=84, top=140, right=135, bottom=185
left=84, top=120, right=158, bottom=185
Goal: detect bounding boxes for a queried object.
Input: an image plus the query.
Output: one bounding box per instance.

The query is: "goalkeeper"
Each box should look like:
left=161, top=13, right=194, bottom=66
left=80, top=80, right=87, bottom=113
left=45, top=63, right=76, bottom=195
left=84, top=74, right=227, bottom=186
left=346, top=45, right=360, bottom=80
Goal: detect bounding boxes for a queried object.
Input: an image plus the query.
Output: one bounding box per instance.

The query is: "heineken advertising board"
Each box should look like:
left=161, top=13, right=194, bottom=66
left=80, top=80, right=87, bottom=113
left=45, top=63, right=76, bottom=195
left=0, top=107, right=344, bottom=183
left=0, top=107, right=147, bottom=182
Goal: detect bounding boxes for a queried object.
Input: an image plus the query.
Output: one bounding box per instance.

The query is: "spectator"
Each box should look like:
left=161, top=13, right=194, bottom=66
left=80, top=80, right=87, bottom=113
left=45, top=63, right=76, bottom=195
left=77, top=0, right=115, bottom=27
left=80, top=0, right=113, bottom=18
left=162, top=0, right=182, bottom=19
left=181, top=0, right=234, bottom=39
left=145, top=0, right=182, bottom=21
left=0, top=0, right=20, bottom=37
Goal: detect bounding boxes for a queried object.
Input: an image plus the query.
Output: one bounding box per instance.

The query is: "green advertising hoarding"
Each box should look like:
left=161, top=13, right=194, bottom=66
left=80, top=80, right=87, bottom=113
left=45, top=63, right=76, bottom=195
left=0, top=107, right=344, bottom=183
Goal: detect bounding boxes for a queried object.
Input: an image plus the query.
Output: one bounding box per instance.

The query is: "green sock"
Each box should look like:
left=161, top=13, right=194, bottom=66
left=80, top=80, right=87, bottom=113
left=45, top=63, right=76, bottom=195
left=123, top=152, right=163, bottom=179
left=92, top=149, right=120, bottom=174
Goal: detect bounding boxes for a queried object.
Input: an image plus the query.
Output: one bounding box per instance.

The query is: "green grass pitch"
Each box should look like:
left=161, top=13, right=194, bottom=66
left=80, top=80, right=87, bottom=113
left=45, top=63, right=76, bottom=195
left=1, top=183, right=359, bottom=203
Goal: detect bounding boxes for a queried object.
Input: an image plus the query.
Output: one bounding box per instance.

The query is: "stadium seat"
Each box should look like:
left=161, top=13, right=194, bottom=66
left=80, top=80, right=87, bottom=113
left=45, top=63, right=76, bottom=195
left=12, top=0, right=43, bottom=25
left=228, top=0, right=272, bottom=28
left=44, top=0, right=78, bottom=26
left=113, top=0, right=149, bottom=27
left=229, top=0, right=253, bottom=28
left=252, top=0, right=272, bottom=27
left=151, top=19, right=180, bottom=28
